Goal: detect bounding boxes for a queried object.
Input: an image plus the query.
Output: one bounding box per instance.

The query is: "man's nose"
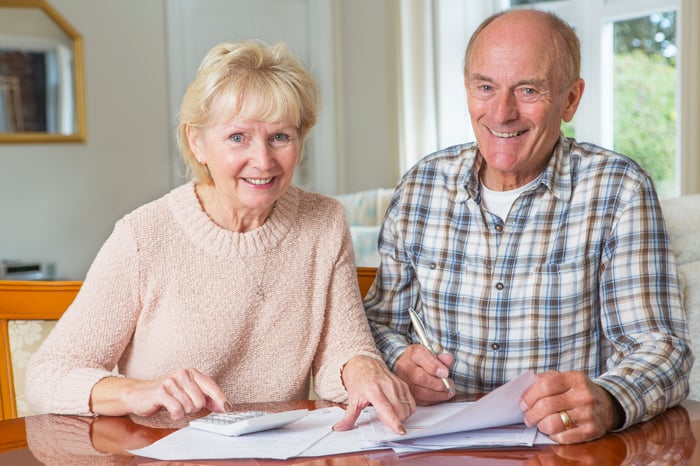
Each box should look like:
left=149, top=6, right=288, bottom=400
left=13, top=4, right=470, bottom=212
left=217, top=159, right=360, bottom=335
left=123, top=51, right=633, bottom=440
left=492, top=92, right=518, bottom=122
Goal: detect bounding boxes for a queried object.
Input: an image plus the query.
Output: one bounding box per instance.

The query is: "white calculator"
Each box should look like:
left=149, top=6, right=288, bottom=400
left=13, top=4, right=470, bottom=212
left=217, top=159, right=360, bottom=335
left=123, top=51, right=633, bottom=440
left=189, top=409, right=309, bottom=436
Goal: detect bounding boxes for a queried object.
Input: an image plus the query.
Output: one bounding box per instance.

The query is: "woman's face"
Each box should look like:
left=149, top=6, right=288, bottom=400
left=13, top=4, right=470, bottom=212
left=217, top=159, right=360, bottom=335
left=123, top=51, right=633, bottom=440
left=189, top=115, right=300, bottom=219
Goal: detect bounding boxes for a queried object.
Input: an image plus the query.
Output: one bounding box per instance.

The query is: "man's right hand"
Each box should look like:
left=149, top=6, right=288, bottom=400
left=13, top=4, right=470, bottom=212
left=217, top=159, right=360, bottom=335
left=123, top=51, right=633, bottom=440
left=394, top=344, right=455, bottom=405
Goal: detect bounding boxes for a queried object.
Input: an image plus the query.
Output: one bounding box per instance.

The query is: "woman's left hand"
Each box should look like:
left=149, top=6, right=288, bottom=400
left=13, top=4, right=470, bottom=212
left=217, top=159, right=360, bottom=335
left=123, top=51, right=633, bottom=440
left=333, top=355, right=415, bottom=435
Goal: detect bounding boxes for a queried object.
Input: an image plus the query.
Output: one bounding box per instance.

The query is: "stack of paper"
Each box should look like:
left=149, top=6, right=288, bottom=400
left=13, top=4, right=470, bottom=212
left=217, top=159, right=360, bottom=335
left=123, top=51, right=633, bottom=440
left=130, top=370, right=544, bottom=461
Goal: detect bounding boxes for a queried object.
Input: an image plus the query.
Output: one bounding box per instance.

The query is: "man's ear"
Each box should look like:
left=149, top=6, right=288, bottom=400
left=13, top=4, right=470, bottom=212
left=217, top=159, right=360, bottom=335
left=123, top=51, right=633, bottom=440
left=562, top=78, right=585, bottom=123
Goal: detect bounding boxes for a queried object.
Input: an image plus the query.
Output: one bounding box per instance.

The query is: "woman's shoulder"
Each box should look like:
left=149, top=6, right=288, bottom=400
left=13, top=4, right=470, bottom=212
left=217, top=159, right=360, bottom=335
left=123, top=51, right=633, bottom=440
left=118, top=183, right=192, bottom=229
left=293, top=186, right=346, bottom=221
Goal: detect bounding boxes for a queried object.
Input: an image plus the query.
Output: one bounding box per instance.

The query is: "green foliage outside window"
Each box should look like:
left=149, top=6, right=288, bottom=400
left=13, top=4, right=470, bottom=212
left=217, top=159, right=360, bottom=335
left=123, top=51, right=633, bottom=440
left=613, top=12, right=677, bottom=199
left=613, top=51, right=676, bottom=198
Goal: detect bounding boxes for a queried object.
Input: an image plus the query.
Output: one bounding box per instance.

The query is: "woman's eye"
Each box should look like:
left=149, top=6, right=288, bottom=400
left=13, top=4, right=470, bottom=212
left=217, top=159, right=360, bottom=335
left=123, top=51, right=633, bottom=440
left=272, top=133, right=290, bottom=143
left=230, top=134, right=244, bottom=143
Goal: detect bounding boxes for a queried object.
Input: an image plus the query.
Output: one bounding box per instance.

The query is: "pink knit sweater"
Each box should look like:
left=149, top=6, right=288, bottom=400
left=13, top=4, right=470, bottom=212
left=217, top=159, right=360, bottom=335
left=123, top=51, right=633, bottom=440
left=26, top=183, right=380, bottom=415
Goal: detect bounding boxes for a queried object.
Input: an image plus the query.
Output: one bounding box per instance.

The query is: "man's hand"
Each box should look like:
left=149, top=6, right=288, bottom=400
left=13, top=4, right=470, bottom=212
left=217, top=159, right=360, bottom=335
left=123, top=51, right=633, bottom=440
left=519, top=370, right=625, bottom=444
left=394, top=344, right=455, bottom=405
left=333, top=355, right=415, bottom=435
left=91, top=368, right=231, bottom=420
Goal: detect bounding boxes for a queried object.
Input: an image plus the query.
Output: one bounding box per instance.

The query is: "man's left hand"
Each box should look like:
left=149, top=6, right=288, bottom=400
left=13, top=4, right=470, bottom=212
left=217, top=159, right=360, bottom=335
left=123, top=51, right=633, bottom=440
left=519, top=370, right=625, bottom=444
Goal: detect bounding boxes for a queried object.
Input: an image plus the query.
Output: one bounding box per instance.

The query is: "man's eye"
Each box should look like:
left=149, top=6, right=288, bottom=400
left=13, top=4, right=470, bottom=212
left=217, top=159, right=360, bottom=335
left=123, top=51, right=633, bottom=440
left=479, top=84, right=492, bottom=92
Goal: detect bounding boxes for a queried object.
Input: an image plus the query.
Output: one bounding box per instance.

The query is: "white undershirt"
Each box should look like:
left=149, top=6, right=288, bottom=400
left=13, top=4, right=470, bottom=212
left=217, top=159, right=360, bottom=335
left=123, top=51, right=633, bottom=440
left=480, top=176, right=540, bottom=220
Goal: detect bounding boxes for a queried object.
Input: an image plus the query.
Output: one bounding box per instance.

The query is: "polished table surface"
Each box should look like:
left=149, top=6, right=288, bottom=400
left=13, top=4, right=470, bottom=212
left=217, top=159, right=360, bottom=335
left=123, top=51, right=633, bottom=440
left=1, top=398, right=699, bottom=465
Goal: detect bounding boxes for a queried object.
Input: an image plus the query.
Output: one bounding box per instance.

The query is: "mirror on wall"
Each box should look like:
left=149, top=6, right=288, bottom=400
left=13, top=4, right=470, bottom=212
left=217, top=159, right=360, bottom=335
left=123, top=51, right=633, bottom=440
left=0, top=0, right=86, bottom=143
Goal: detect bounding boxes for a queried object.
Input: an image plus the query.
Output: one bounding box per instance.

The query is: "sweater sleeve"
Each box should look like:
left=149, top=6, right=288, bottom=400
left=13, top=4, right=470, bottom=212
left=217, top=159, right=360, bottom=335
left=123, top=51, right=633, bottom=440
left=25, top=219, right=142, bottom=415
left=311, top=215, right=383, bottom=403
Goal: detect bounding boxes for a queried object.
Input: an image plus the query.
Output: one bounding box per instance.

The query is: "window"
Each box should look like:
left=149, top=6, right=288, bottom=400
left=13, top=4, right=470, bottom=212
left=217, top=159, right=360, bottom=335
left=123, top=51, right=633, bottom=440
left=609, top=11, right=678, bottom=198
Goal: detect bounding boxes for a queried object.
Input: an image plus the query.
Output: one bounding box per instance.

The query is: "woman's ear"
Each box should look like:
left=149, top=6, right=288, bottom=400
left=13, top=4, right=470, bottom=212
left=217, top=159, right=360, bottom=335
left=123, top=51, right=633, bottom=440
left=186, top=125, right=206, bottom=164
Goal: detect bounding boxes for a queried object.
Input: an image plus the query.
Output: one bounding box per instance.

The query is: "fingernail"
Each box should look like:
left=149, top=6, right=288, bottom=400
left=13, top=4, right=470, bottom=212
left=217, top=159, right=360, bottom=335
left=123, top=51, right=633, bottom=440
left=398, top=425, right=406, bottom=435
left=224, top=401, right=233, bottom=412
left=436, top=368, right=448, bottom=378
left=519, top=400, right=528, bottom=411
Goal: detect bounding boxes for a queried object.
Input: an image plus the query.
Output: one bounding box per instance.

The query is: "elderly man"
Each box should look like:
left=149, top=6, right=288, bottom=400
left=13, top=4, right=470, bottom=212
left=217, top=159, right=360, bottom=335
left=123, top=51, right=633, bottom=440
left=364, top=9, right=693, bottom=444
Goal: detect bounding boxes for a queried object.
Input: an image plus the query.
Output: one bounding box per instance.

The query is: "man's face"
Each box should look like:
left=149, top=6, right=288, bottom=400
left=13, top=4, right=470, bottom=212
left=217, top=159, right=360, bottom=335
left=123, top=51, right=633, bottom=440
left=465, top=13, right=583, bottom=189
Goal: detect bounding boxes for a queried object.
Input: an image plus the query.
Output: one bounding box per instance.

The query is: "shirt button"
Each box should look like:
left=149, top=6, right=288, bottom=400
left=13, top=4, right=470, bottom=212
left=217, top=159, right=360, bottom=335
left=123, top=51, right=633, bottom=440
left=495, top=282, right=504, bottom=290
left=495, top=224, right=503, bottom=232
left=430, top=263, right=437, bottom=270
left=491, top=342, right=500, bottom=350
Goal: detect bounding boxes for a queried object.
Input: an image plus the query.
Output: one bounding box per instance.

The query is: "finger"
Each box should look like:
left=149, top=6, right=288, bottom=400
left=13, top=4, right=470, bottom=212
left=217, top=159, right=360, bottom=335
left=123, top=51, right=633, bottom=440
left=369, top=395, right=407, bottom=435
left=332, top=400, right=366, bottom=432
left=396, top=350, right=452, bottom=397
left=189, top=369, right=231, bottom=412
left=410, top=346, right=450, bottom=379
left=154, top=384, right=188, bottom=420
left=410, top=382, right=455, bottom=405
left=173, top=369, right=208, bottom=412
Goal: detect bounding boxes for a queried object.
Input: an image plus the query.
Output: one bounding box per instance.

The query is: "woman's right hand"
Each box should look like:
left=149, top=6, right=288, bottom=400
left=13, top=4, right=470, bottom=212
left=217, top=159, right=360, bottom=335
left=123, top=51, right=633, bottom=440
left=90, top=368, right=231, bottom=420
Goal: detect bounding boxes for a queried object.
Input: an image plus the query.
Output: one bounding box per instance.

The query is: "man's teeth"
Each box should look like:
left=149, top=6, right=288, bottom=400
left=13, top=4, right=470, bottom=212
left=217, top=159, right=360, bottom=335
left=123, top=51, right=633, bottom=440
left=246, top=178, right=273, bottom=185
left=491, top=129, right=524, bottom=138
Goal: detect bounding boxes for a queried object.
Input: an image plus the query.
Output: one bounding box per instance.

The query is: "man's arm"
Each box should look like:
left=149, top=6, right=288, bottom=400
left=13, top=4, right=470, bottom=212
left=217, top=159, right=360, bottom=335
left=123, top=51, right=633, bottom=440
left=592, top=180, right=692, bottom=428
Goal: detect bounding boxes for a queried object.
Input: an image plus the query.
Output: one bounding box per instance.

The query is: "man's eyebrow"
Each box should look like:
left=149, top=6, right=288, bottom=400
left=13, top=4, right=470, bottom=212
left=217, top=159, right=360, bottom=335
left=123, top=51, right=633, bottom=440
left=467, top=73, right=492, bottom=83
left=467, top=74, right=548, bottom=89
left=516, top=78, right=548, bottom=88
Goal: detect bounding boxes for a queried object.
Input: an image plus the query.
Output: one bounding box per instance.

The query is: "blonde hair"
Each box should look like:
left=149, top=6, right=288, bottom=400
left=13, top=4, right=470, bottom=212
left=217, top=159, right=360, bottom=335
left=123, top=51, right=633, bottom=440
left=176, top=40, right=320, bottom=184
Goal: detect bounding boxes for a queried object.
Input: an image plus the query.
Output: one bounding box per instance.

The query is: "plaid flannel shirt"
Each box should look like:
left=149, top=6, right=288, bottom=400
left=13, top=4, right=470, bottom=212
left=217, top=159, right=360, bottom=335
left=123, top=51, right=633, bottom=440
left=364, top=136, right=693, bottom=429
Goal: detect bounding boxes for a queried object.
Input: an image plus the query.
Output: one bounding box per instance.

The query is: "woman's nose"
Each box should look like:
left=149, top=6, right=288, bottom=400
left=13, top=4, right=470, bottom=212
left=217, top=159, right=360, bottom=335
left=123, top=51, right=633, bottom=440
left=251, top=142, right=275, bottom=169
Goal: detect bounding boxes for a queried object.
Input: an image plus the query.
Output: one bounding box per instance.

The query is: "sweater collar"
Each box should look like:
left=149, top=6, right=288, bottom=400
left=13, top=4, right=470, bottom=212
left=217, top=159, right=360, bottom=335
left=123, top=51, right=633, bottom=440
left=168, top=182, right=299, bottom=257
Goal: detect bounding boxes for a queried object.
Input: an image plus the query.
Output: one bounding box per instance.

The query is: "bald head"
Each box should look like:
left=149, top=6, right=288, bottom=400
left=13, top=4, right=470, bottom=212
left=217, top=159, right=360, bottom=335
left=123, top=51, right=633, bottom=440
left=464, top=10, right=581, bottom=93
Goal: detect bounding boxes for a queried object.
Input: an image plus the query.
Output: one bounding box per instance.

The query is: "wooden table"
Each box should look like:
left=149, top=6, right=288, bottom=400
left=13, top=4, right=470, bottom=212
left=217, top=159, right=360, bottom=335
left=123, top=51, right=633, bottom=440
left=1, top=398, right=699, bottom=465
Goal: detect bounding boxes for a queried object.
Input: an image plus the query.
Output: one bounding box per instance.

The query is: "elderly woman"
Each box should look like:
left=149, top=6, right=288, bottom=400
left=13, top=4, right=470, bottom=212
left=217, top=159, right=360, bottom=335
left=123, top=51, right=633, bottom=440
left=26, top=41, right=413, bottom=434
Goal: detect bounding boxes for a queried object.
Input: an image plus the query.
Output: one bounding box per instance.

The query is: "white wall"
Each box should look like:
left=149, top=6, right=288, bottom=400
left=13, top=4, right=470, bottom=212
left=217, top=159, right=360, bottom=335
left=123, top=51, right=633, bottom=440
left=0, top=0, right=173, bottom=280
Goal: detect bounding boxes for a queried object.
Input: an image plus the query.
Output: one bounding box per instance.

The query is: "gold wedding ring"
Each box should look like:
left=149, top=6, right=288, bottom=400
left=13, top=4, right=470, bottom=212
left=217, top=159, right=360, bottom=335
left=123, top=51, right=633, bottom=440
left=559, top=410, right=573, bottom=430
left=399, top=400, right=411, bottom=405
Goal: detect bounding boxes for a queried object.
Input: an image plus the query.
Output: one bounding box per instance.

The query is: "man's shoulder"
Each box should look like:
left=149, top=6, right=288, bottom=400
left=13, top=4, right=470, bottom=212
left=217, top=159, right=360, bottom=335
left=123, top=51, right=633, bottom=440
left=402, top=142, right=477, bottom=183
left=566, top=139, right=647, bottom=175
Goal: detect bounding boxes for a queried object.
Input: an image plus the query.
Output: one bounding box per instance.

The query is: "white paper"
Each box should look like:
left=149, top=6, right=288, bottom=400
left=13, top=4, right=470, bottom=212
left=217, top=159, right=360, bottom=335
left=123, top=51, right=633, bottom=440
left=129, top=407, right=344, bottom=460
left=299, top=424, right=384, bottom=457
left=388, top=424, right=538, bottom=451
left=361, top=370, right=535, bottom=443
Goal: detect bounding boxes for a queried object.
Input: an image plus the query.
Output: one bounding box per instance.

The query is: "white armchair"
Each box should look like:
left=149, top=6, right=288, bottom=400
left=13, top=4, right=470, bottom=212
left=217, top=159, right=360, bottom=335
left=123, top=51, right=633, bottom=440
left=334, top=188, right=394, bottom=267
left=661, top=193, right=700, bottom=400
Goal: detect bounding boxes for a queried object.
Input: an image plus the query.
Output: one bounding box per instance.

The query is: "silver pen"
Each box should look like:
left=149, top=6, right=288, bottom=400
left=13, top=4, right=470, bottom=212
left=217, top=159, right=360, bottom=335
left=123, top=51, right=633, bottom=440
left=407, top=307, right=453, bottom=394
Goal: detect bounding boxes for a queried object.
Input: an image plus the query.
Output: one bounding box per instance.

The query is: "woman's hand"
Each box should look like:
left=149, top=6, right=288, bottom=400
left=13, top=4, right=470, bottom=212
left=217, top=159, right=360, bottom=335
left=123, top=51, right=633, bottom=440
left=332, top=355, right=415, bottom=435
left=90, top=368, right=231, bottom=420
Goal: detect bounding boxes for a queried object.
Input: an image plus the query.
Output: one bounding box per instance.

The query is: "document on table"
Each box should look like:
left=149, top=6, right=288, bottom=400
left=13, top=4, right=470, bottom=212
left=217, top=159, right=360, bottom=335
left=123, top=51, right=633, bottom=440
left=360, top=370, right=536, bottom=443
left=130, top=370, right=540, bottom=461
